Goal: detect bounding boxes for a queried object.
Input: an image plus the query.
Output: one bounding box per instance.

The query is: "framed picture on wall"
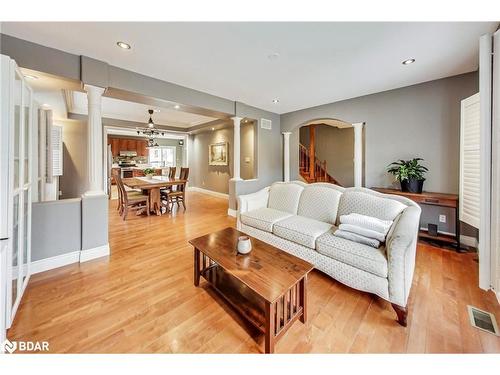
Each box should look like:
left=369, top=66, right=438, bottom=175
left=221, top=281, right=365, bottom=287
left=209, top=142, right=228, bottom=166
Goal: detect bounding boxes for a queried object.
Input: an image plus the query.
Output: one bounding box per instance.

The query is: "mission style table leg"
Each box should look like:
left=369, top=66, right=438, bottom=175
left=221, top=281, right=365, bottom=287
left=299, top=274, right=307, bottom=323
left=264, top=301, right=275, bottom=354
left=193, top=248, right=200, bottom=287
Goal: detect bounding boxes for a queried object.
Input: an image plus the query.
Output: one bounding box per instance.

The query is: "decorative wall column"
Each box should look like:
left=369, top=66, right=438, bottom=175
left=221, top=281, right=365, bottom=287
left=282, top=132, right=291, bottom=182
left=84, top=84, right=106, bottom=195
left=353, top=122, right=364, bottom=188
left=231, top=116, right=242, bottom=181
left=309, top=125, right=316, bottom=179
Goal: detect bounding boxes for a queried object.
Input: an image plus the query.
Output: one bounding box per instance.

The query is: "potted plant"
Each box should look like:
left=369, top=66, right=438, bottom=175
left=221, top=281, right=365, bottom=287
left=143, top=168, right=156, bottom=179
left=387, top=158, right=428, bottom=193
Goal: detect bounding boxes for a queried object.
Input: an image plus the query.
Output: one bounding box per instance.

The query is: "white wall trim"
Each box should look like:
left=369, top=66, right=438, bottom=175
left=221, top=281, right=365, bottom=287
left=80, top=243, right=110, bottom=263
left=30, top=251, right=80, bottom=275
left=188, top=186, right=229, bottom=199
left=419, top=227, right=478, bottom=248
left=227, top=208, right=237, bottom=217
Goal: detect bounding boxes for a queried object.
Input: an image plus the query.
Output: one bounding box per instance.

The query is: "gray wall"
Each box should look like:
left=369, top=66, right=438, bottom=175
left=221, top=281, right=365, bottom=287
left=300, top=125, right=355, bottom=187
left=31, top=199, right=82, bottom=261
left=58, top=119, right=88, bottom=199
left=281, top=72, right=479, bottom=238
left=240, top=122, right=256, bottom=180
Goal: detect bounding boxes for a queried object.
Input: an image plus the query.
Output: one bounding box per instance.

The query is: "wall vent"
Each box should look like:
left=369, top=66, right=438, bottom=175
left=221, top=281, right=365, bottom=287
left=467, top=305, right=499, bottom=335
left=260, top=118, right=272, bottom=130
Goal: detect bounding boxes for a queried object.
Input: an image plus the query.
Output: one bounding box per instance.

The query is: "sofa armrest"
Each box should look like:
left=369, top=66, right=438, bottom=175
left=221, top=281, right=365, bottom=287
left=386, top=205, right=421, bottom=307
left=237, top=187, right=270, bottom=215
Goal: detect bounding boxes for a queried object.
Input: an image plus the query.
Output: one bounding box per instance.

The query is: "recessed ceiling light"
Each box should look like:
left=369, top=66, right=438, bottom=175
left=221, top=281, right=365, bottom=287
left=268, top=52, right=280, bottom=60
left=272, top=99, right=280, bottom=104
left=402, top=58, right=415, bottom=65
left=24, top=74, right=38, bottom=80
left=174, top=105, right=180, bottom=110
left=116, top=41, right=131, bottom=50
left=211, top=127, right=215, bottom=131
left=153, top=109, right=160, bottom=113
left=41, top=104, right=50, bottom=107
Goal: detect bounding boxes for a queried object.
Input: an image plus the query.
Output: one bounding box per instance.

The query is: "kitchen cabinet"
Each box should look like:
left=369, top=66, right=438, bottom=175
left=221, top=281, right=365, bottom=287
left=133, top=169, right=145, bottom=177
left=108, top=137, right=149, bottom=157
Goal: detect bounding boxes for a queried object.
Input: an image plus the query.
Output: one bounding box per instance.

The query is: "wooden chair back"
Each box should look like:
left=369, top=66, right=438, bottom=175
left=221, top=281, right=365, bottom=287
left=169, top=167, right=177, bottom=178
left=113, top=169, right=130, bottom=205
left=178, top=168, right=189, bottom=192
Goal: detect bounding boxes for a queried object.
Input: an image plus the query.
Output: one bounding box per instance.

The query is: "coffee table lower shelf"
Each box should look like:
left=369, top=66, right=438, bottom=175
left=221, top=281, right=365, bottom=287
left=193, top=248, right=307, bottom=353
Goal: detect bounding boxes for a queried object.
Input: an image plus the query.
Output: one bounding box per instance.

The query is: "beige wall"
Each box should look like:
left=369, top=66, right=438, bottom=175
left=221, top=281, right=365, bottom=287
left=58, top=119, right=88, bottom=199
left=240, top=122, right=256, bottom=180
left=189, top=128, right=233, bottom=194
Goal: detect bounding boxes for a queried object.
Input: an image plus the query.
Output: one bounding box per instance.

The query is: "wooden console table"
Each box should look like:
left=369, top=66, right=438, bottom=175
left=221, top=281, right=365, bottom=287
left=372, top=188, right=461, bottom=252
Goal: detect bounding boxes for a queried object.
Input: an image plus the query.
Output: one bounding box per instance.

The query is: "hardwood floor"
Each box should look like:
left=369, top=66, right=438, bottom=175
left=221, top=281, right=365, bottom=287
left=8, top=192, right=500, bottom=353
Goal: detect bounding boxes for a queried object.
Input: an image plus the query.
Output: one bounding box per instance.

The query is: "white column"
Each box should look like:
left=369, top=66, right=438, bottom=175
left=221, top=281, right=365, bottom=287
left=231, top=116, right=242, bottom=181
left=84, top=84, right=106, bottom=195
left=282, top=132, right=291, bottom=182
left=353, top=122, right=364, bottom=188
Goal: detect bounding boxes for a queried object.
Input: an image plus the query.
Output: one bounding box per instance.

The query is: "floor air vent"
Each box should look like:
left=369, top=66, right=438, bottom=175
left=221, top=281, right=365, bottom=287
left=467, top=305, right=499, bottom=335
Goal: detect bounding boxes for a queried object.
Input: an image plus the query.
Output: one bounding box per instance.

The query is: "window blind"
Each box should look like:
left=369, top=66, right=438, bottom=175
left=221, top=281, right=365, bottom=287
left=460, top=93, right=480, bottom=229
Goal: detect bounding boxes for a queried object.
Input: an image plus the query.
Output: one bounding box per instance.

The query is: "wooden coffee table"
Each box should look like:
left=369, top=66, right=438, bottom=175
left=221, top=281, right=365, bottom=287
left=189, top=227, right=314, bottom=353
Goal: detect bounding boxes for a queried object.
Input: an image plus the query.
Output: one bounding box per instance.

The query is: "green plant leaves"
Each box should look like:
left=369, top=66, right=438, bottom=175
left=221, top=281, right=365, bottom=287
left=386, top=158, right=427, bottom=182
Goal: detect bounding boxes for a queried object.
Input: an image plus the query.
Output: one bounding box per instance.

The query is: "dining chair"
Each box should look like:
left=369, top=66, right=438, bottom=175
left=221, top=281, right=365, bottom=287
left=113, top=169, right=150, bottom=220
left=169, top=166, right=177, bottom=178
left=166, top=167, right=189, bottom=211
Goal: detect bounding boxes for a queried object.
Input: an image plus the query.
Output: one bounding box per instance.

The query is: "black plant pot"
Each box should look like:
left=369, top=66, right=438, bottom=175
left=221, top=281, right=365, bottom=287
left=400, top=178, right=424, bottom=193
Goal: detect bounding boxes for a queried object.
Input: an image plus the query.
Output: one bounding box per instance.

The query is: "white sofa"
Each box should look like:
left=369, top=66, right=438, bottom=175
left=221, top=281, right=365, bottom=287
left=237, top=181, right=421, bottom=326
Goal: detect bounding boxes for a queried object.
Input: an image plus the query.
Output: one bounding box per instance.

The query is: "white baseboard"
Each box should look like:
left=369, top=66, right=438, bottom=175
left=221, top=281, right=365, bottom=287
left=227, top=208, right=237, bottom=217
left=80, top=244, right=110, bottom=263
left=188, top=186, right=228, bottom=199
left=30, top=251, right=81, bottom=275
left=496, top=291, right=500, bottom=305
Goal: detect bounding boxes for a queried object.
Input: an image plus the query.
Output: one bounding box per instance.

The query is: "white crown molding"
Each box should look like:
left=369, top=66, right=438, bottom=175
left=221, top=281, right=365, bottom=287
left=227, top=208, right=237, bottom=217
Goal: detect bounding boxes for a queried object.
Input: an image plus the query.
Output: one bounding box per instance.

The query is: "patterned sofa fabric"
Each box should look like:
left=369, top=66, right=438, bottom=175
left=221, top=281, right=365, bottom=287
left=316, top=231, right=388, bottom=278
left=239, top=207, right=293, bottom=233
left=268, top=182, right=304, bottom=214
left=337, top=190, right=406, bottom=223
left=297, top=185, right=342, bottom=224
left=273, top=215, right=332, bottom=249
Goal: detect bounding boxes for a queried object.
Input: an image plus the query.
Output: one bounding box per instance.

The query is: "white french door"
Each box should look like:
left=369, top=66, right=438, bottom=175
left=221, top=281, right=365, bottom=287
left=5, top=59, right=33, bottom=327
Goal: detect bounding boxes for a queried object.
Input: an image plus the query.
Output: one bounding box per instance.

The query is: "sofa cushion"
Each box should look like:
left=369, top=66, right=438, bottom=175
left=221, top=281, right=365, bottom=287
left=297, top=185, right=342, bottom=224
left=240, top=208, right=293, bottom=233
left=268, top=183, right=304, bottom=214
left=273, top=215, right=332, bottom=249
left=316, top=231, right=388, bottom=278
left=337, top=190, right=406, bottom=223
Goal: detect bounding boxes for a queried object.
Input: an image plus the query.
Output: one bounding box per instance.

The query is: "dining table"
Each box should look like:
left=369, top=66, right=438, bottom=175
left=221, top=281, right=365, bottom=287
left=122, top=176, right=187, bottom=216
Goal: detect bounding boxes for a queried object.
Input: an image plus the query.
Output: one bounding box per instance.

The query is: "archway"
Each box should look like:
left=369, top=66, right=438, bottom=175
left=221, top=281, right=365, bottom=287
left=283, top=118, right=364, bottom=187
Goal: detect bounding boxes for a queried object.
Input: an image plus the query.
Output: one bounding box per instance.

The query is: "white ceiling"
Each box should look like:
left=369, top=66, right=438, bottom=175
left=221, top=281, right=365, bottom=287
left=3, top=22, right=497, bottom=113
left=71, top=92, right=216, bottom=128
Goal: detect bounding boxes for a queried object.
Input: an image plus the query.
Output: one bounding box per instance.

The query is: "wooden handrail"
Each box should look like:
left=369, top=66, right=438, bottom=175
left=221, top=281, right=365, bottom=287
left=299, top=143, right=342, bottom=186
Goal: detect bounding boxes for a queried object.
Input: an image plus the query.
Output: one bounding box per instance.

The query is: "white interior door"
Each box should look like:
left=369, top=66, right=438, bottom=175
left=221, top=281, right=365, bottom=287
left=6, top=60, right=33, bottom=328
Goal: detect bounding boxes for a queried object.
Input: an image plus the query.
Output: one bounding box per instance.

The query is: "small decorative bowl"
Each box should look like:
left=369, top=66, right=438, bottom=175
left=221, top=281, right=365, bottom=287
left=237, top=236, right=252, bottom=254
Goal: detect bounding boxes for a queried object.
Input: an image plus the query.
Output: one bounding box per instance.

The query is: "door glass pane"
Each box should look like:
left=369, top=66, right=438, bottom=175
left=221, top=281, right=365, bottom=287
left=22, top=189, right=29, bottom=285
left=12, top=194, right=19, bottom=308
left=14, top=72, right=22, bottom=189
left=23, top=85, right=31, bottom=184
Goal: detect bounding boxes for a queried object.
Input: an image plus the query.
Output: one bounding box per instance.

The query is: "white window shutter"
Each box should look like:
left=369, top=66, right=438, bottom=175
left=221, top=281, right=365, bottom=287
left=51, top=125, right=63, bottom=176
left=460, top=93, right=480, bottom=229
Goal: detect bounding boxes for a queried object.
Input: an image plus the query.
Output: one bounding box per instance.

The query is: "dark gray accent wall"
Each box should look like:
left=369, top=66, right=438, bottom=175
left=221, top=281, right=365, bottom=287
left=31, top=199, right=82, bottom=261
left=281, top=72, right=479, bottom=238
left=0, top=34, right=81, bottom=81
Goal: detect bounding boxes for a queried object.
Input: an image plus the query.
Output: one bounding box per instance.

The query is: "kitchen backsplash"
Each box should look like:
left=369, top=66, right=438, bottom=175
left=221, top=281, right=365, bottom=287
left=113, top=155, right=148, bottom=164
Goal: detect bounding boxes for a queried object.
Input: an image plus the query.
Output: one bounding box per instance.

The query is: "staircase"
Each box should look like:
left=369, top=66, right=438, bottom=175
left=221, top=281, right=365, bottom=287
left=299, top=143, right=342, bottom=186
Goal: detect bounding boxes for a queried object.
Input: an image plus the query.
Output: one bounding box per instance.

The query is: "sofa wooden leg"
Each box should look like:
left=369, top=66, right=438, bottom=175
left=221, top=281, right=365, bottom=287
left=391, top=303, right=408, bottom=327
